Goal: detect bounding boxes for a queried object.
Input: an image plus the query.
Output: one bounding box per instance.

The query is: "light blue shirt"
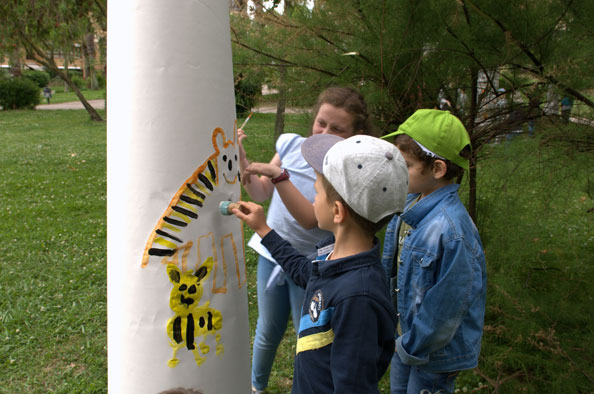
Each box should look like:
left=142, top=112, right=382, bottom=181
left=248, top=133, right=330, bottom=280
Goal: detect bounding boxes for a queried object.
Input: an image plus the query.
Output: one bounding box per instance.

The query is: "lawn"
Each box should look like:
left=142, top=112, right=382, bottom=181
left=0, top=110, right=107, bottom=393
left=0, top=110, right=592, bottom=393
left=42, top=85, right=106, bottom=105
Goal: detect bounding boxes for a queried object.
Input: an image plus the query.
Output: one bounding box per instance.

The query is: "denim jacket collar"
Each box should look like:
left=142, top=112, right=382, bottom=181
left=401, top=183, right=460, bottom=229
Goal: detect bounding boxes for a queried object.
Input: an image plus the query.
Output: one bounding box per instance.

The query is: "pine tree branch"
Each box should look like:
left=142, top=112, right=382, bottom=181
left=230, top=26, right=339, bottom=77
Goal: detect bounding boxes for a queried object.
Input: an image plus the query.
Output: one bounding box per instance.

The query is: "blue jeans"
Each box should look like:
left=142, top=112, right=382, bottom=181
left=252, top=255, right=305, bottom=390
left=390, top=351, right=458, bottom=394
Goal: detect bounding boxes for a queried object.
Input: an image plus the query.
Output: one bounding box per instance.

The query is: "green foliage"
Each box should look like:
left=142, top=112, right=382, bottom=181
left=0, top=77, right=41, bottom=110
left=235, top=73, right=262, bottom=117
left=0, top=0, right=106, bottom=121
left=22, top=70, right=50, bottom=88
left=456, top=128, right=594, bottom=393
left=70, top=75, right=86, bottom=90
left=231, top=0, right=594, bottom=134
left=0, top=68, right=12, bottom=80
left=96, top=73, right=106, bottom=89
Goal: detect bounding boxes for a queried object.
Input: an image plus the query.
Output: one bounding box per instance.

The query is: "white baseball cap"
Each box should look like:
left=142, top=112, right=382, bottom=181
left=302, top=134, right=408, bottom=223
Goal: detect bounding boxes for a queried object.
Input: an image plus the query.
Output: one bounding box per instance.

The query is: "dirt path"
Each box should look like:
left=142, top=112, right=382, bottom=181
left=252, top=104, right=308, bottom=114
left=36, top=99, right=106, bottom=110
left=35, top=100, right=307, bottom=114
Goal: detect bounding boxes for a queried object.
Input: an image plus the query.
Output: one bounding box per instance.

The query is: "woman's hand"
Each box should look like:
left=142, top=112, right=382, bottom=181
left=242, top=162, right=282, bottom=185
left=237, top=128, right=248, bottom=162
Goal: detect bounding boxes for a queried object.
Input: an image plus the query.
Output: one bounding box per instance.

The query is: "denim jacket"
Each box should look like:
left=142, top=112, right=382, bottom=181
left=381, top=183, right=487, bottom=372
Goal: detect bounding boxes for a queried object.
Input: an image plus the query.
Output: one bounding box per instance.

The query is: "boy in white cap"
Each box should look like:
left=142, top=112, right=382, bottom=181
left=381, top=109, right=487, bottom=394
left=233, top=134, right=409, bottom=394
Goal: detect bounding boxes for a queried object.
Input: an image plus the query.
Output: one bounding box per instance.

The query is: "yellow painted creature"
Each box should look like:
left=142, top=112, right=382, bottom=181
left=166, top=257, right=223, bottom=367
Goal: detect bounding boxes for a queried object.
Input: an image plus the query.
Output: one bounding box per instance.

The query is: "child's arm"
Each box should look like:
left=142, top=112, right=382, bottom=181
left=330, top=297, right=395, bottom=392
left=232, top=201, right=311, bottom=287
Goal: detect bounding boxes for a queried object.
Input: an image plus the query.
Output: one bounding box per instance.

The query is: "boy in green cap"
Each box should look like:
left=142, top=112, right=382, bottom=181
left=381, top=109, right=487, bottom=394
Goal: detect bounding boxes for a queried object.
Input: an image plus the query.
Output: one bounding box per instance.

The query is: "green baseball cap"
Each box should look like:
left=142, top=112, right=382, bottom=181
left=382, top=109, right=471, bottom=170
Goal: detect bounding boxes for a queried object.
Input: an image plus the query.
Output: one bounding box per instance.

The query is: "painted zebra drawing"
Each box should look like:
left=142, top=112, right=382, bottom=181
left=141, top=127, right=240, bottom=268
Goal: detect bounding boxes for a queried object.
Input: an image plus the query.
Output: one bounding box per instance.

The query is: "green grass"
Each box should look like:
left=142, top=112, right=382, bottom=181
left=0, top=110, right=592, bottom=393
left=0, top=110, right=106, bottom=393
left=453, top=123, right=594, bottom=393
left=42, top=85, right=106, bottom=105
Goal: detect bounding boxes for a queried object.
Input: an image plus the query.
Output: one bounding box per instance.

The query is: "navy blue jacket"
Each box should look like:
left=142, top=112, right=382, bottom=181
left=261, top=230, right=396, bottom=394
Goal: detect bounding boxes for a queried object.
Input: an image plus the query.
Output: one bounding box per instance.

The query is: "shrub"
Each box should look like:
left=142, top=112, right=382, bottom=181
left=22, top=70, right=50, bottom=88
left=235, top=73, right=261, bottom=117
left=71, top=75, right=86, bottom=90
left=97, top=73, right=106, bottom=89
left=0, top=68, right=10, bottom=80
left=0, top=77, right=41, bottom=110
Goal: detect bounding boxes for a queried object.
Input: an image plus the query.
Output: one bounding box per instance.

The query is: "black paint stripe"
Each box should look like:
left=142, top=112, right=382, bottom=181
left=172, top=205, right=198, bottom=219
left=180, top=194, right=203, bottom=207
left=198, top=173, right=214, bottom=191
left=207, top=311, right=213, bottom=330
left=207, top=160, right=217, bottom=183
left=199, top=316, right=205, bottom=328
left=148, top=248, right=175, bottom=257
left=186, top=184, right=206, bottom=200
left=186, top=313, right=195, bottom=350
left=163, top=216, right=188, bottom=227
left=173, top=316, right=182, bottom=344
left=156, top=229, right=183, bottom=243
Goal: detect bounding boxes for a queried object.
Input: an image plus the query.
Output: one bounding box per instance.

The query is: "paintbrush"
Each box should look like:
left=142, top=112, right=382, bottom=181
left=239, top=112, right=253, bottom=130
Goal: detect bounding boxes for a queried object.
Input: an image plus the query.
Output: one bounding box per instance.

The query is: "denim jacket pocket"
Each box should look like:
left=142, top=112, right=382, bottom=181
left=411, top=252, right=436, bottom=292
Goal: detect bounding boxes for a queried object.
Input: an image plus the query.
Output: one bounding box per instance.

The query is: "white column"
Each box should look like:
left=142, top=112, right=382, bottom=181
left=107, top=1, right=250, bottom=392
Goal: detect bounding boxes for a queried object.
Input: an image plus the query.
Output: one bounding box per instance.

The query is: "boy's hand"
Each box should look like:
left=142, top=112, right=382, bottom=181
left=232, top=201, right=272, bottom=238
left=242, top=162, right=282, bottom=185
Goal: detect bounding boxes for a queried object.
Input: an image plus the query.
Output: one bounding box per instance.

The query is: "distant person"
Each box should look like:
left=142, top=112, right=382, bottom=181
left=526, top=92, right=541, bottom=136
left=561, top=96, right=574, bottom=123
left=438, top=88, right=452, bottom=111
left=544, top=87, right=560, bottom=116
left=381, top=109, right=487, bottom=394
left=456, top=88, right=468, bottom=117
left=493, top=88, right=508, bottom=144
left=43, top=86, right=52, bottom=104
left=237, top=87, right=376, bottom=394
left=233, top=133, right=409, bottom=394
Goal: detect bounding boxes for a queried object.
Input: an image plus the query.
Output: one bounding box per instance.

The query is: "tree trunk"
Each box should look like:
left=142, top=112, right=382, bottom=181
left=467, top=68, right=479, bottom=223
left=9, top=48, right=23, bottom=77
left=85, top=33, right=99, bottom=90
left=63, top=57, right=70, bottom=93
left=274, top=66, right=287, bottom=140
left=30, top=45, right=103, bottom=121
left=54, top=62, right=103, bottom=121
